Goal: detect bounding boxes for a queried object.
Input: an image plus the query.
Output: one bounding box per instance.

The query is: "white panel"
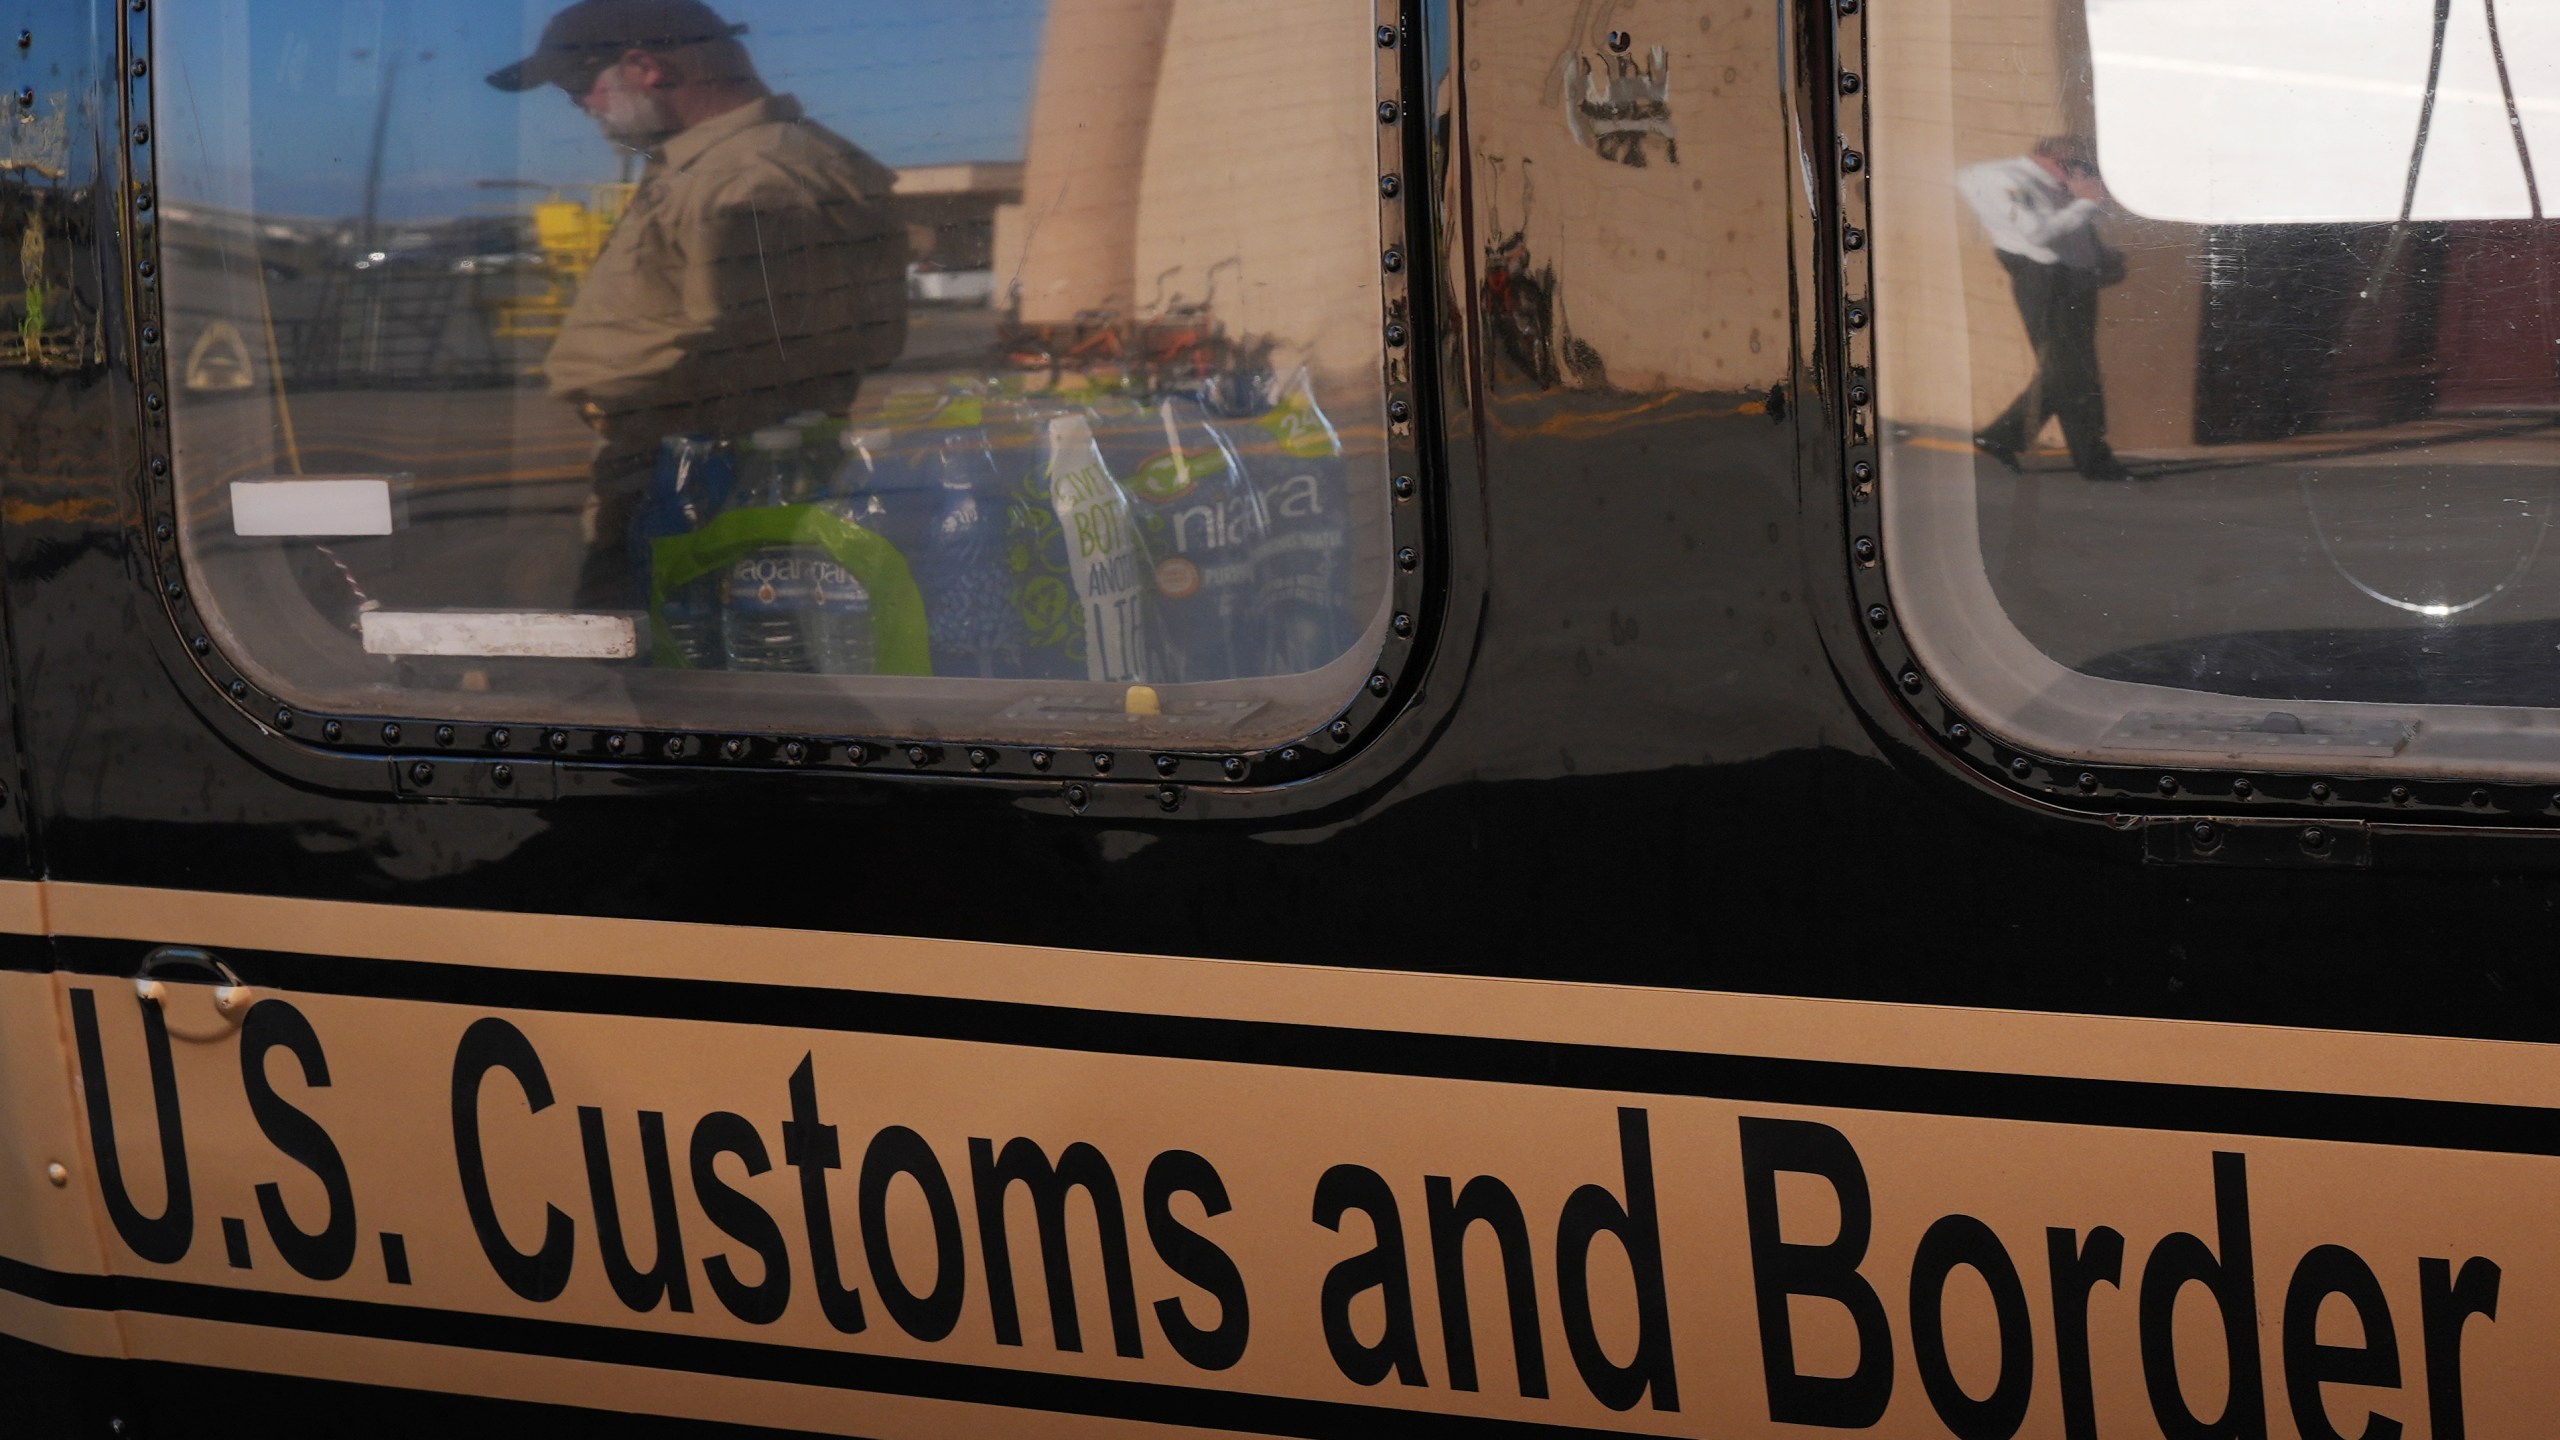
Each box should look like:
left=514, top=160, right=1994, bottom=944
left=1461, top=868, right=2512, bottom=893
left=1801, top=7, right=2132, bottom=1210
left=358, top=611, right=636, bottom=660
left=229, top=479, right=395, bottom=538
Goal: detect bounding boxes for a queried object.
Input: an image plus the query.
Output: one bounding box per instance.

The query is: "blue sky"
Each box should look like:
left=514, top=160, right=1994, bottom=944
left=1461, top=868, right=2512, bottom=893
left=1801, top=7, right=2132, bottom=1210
left=158, top=0, right=1046, bottom=220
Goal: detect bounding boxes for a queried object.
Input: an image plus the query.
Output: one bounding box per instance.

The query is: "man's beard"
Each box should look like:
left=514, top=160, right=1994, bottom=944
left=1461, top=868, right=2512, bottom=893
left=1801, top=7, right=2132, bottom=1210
left=591, top=70, right=679, bottom=150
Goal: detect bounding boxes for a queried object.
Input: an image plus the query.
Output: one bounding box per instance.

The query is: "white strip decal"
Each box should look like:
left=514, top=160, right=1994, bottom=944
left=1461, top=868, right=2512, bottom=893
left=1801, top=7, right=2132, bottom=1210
left=229, top=479, right=396, bottom=537
left=357, top=611, right=637, bottom=660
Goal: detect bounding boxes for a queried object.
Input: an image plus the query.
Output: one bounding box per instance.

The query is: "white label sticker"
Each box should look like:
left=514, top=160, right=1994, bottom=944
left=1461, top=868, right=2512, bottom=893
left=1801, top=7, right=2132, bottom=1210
left=230, top=479, right=395, bottom=537
left=358, top=611, right=635, bottom=660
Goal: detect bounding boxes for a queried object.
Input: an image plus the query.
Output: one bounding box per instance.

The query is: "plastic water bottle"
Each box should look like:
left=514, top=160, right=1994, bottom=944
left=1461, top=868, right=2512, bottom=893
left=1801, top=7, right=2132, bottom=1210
left=803, top=551, right=874, bottom=675
left=1113, top=398, right=1267, bottom=682
left=912, top=430, right=1015, bottom=677
left=721, top=426, right=821, bottom=672
left=635, top=435, right=732, bottom=667
left=1045, top=412, right=1152, bottom=683
left=1243, top=368, right=1355, bottom=675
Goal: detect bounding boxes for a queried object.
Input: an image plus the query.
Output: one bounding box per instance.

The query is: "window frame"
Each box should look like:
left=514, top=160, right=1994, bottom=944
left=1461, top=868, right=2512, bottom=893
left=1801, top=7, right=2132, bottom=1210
left=121, top=0, right=1457, bottom=817
left=1822, top=0, right=2560, bottom=835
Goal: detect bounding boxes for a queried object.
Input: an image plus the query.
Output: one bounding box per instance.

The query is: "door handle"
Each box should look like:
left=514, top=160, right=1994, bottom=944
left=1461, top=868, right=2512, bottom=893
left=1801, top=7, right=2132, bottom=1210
left=136, top=944, right=254, bottom=1016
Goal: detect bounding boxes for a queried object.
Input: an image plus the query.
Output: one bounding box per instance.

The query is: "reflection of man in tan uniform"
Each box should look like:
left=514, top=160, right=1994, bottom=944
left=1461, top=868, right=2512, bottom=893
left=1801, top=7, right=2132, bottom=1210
left=489, top=0, right=907, bottom=606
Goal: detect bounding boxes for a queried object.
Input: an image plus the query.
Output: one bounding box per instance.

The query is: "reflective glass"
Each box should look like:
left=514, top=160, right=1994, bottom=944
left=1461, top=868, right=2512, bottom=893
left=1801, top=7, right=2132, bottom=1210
left=159, top=0, right=1391, bottom=747
left=1875, top=0, right=2560, bottom=774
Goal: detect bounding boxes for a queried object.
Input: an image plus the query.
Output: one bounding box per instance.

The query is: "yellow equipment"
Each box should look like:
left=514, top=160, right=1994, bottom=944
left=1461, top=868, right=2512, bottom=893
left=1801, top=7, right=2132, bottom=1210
left=487, top=182, right=636, bottom=343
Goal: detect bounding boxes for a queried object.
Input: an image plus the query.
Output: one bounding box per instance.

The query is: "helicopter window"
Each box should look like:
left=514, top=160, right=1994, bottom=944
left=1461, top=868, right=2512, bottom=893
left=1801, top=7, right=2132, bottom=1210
left=1871, top=0, right=2560, bottom=781
left=155, top=0, right=1395, bottom=751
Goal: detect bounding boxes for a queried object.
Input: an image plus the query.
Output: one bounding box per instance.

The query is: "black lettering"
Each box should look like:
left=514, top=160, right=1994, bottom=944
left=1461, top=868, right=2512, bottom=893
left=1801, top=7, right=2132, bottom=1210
left=1144, top=1149, right=1250, bottom=1371
left=1737, top=1116, right=1893, bottom=1427
left=2419, top=1256, right=2500, bottom=1440
left=239, top=1000, right=355, bottom=1281
left=1556, top=1108, right=1679, bottom=1412
left=779, top=1055, right=867, bottom=1335
left=576, top=1108, right=692, bottom=1314
left=1910, top=1214, right=2033, bottom=1440
left=2282, top=1244, right=2401, bottom=1440
left=689, top=1110, right=790, bottom=1325
left=1425, top=1173, right=1547, bottom=1398
left=1313, top=1163, right=1426, bottom=1387
left=451, top=1017, right=573, bottom=1303
left=2047, top=1225, right=2126, bottom=1440
left=969, top=1136, right=1143, bottom=1357
left=860, top=1125, right=967, bottom=1342
left=68, top=988, right=192, bottom=1264
left=2138, top=1152, right=2266, bottom=1440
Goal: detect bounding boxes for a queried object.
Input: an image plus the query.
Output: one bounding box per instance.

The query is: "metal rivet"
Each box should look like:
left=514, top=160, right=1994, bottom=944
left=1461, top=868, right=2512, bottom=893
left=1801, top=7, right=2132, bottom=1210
left=785, top=740, right=808, bottom=764
left=1030, top=749, right=1052, bottom=771
left=1392, top=612, right=1414, bottom=637
left=844, top=742, right=870, bottom=766
left=1397, top=546, right=1418, bottom=571
left=189, top=635, right=208, bottom=655
left=2390, top=786, right=2411, bottom=805
left=1222, top=757, right=1245, bottom=781
left=1377, top=24, right=1398, bottom=46
left=1867, top=605, right=1889, bottom=629
left=1948, top=722, right=1969, bottom=742
left=2232, top=777, right=2254, bottom=798
left=1393, top=474, right=1415, bottom=500
left=1378, top=100, right=1399, bottom=123
left=322, top=720, right=341, bottom=742
left=132, top=125, right=148, bottom=145
left=1608, top=29, right=1633, bottom=52
left=1844, top=304, right=1868, bottom=329
left=664, top=736, right=688, bottom=759
left=1156, top=785, right=1182, bottom=811
left=1385, top=323, right=1408, bottom=348
left=273, top=709, right=292, bottom=730
left=2471, top=788, right=2492, bottom=808
left=45, top=1162, right=65, bottom=1187
left=489, top=727, right=511, bottom=749
left=1851, top=460, right=1875, bottom=484
left=140, top=324, right=158, bottom=346
left=2301, top=826, right=2329, bottom=852
left=605, top=733, right=626, bottom=755
left=2309, top=781, right=2331, bottom=801
left=1380, top=175, right=1400, bottom=198
left=1154, top=754, right=1177, bottom=777
left=1388, top=397, right=1412, bottom=423
left=723, top=737, right=746, bottom=760
left=2009, top=757, right=2031, bottom=778
left=1840, top=150, right=1863, bottom=174
left=1382, top=248, right=1403, bottom=273
left=1839, top=0, right=1860, bottom=14
left=2191, top=821, right=2218, bottom=847
left=15, top=88, right=31, bottom=109
left=1065, top=783, right=1091, bottom=811
left=15, top=32, right=28, bottom=50
left=133, top=189, right=150, bottom=212
left=1844, top=226, right=1866, bottom=252
left=1368, top=672, right=1390, bottom=696
left=137, top=262, right=155, bottom=282
left=1329, top=719, right=1353, bottom=742
left=909, top=744, right=933, bottom=766
left=410, top=762, right=434, bottom=785
left=434, top=725, right=454, bottom=747
left=1091, top=752, right=1113, bottom=774
left=1852, top=537, right=1878, bottom=565
left=163, top=579, right=181, bottom=598
left=968, top=747, right=993, bottom=771
left=2157, top=775, right=2180, bottom=796
left=1280, top=747, right=1302, bottom=764
left=153, top=521, right=170, bottom=541
left=129, top=59, right=145, bottom=77
left=491, top=764, right=513, bottom=788
left=2077, top=772, right=2098, bottom=793
left=226, top=679, right=246, bottom=699
left=149, top=457, right=166, bottom=476
left=1840, top=72, right=1862, bottom=95
left=1899, top=669, right=1922, bottom=694
left=1848, top=385, right=1871, bottom=406
left=547, top=729, right=568, bottom=751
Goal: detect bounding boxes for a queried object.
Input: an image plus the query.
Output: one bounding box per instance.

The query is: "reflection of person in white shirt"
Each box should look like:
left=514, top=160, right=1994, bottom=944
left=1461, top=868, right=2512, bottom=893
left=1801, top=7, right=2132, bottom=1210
left=1958, top=135, right=2133, bottom=482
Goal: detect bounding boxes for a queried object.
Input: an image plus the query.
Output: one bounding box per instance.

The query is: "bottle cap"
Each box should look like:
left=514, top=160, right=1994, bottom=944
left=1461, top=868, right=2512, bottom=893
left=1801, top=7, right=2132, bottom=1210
left=749, top=427, right=799, bottom=452
left=1124, top=685, right=1162, bottom=717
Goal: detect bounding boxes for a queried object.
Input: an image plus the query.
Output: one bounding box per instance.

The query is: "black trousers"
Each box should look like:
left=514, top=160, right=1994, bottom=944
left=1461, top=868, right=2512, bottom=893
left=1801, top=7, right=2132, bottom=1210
left=1980, top=251, right=2114, bottom=474
left=574, top=446, right=657, bottom=611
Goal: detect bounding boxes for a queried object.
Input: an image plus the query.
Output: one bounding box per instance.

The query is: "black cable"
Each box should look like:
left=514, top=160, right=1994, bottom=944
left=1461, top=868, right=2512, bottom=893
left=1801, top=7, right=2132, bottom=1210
left=2399, top=0, right=2456, bottom=224
left=2481, top=0, right=2542, bottom=218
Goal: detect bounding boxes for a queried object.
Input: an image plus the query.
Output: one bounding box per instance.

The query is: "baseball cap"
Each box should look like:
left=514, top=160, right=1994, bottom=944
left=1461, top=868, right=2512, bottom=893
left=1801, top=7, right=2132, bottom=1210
left=486, top=0, right=748, bottom=93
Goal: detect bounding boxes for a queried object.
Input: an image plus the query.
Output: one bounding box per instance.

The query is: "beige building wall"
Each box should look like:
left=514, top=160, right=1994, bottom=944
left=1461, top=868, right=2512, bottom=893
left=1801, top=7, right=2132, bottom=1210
left=1872, top=0, right=2203, bottom=450
left=1454, top=0, right=1788, bottom=392
left=1001, top=0, right=1174, bottom=323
